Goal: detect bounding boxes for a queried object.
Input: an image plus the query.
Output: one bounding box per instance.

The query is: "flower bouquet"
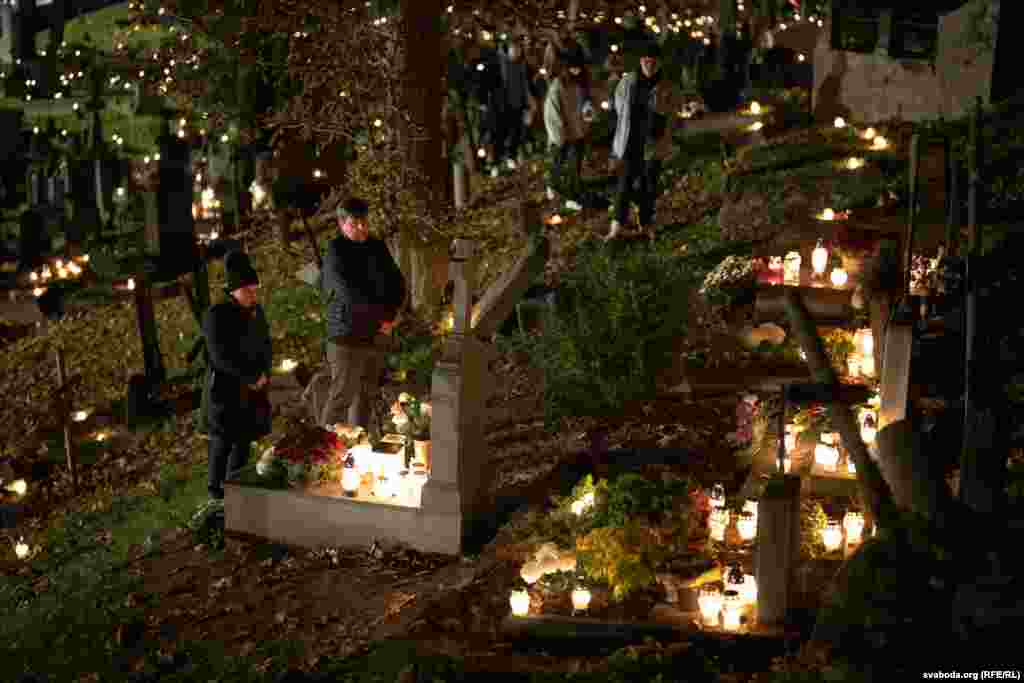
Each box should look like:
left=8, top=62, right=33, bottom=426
left=265, top=421, right=365, bottom=487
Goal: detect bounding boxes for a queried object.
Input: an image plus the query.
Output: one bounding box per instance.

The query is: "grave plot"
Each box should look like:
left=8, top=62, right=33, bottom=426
left=226, top=222, right=550, bottom=556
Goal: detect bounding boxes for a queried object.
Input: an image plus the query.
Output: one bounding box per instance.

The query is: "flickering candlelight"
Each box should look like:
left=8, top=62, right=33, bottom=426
left=858, top=328, right=874, bottom=356
left=847, top=356, right=861, bottom=377
left=721, top=590, right=743, bottom=630
left=843, top=511, right=865, bottom=544
left=547, top=214, right=563, bottom=226
left=571, top=491, right=595, bottom=516
left=783, top=251, right=802, bottom=284
left=571, top=587, right=592, bottom=612
left=830, top=268, right=848, bottom=287
left=72, top=410, right=90, bottom=422
left=821, top=521, right=843, bottom=551
left=509, top=590, right=530, bottom=616
left=861, top=127, right=877, bottom=141
left=748, top=121, right=764, bottom=132
left=860, top=354, right=876, bottom=377
left=29, top=271, right=38, bottom=282
left=741, top=574, right=758, bottom=606
left=845, top=157, right=865, bottom=171
left=68, top=262, right=82, bottom=276
left=817, top=208, right=837, bottom=221
left=749, top=101, right=762, bottom=115
left=15, top=539, right=29, bottom=559
left=6, top=479, right=27, bottom=496
left=811, top=240, right=829, bottom=274
left=126, top=278, right=136, bottom=291
left=32, top=287, right=46, bottom=298
left=872, top=136, right=889, bottom=150
left=814, top=442, right=839, bottom=472
left=601, top=100, right=610, bottom=110
left=280, top=358, right=298, bottom=373
left=698, top=586, right=723, bottom=626
left=736, top=511, right=757, bottom=541
left=834, top=117, right=846, bottom=129
left=477, top=147, right=486, bottom=158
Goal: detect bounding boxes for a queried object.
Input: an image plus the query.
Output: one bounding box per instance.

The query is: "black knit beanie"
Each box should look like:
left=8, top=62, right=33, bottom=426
left=224, top=250, right=259, bottom=292
left=336, top=197, right=370, bottom=221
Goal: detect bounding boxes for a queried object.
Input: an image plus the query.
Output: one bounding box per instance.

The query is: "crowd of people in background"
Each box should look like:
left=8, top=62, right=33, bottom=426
left=445, top=24, right=745, bottom=241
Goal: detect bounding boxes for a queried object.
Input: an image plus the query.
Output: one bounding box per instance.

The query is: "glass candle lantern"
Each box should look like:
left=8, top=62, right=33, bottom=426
left=843, top=511, right=865, bottom=545
left=409, top=469, right=428, bottom=507
left=698, top=586, right=723, bottom=626
left=768, top=255, right=783, bottom=271
left=784, top=425, right=797, bottom=453
left=811, top=239, right=829, bottom=275
left=571, top=587, right=592, bottom=613
left=709, top=483, right=726, bottom=510
left=821, top=520, right=843, bottom=552
left=847, top=355, right=861, bottom=377
left=834, top=116, right=846, bottom=129
left=342, top=455, right=360, bottom=497
left=736, top=511, right=757, bottom=541
left=721, top=590, right=743, bottom=631
left=709, top=508, right=728, bottom=542
left=783, top=251, right=802, bottom=285
left=814, top=443, right=840, bottom=472
left=862, top=127, right=877, bottom=141
left=847, top=458, right=856, bottom=475
left=830, top=268, right=848, bottom=287
left=509, top=590, right=530, bottom=617
left=743, top=500, right=758, bottom=518
left=857, top=328, right=874, bottom=356
left=860, top=414, right=878, bottom=444
left=741, top=574, right=758, bottom=606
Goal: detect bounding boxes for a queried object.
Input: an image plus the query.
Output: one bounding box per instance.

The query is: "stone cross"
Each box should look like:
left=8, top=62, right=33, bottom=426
left=423, top=238, right=494, bottom=551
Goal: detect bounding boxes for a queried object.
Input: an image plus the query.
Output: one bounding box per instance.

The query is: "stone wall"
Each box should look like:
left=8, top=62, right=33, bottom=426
left=813, top=0, right=997, bottom=123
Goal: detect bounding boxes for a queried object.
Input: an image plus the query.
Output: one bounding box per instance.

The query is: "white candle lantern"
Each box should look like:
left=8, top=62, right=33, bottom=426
left=698, top=586, right=723, bottom=626
left=736, top=511, right=757, bottom=541
left=821, top=521, right=843, bottom=552
left=741, top=574, right=758, bottom=606
left=709, top=508, right=728, bottom=542
left=784, top=426, right=796, bottom=454
left=509, top=590, right=530, bottom=617
left=860, top=413, right=878, bottom=444
left=6, top=479, right=27, bottom=496
left=845, top=157, right=865, bottom=171
left=783, top=251, right=802, bottom=284
left=857, top=328, right=874, bottom=356
left=571, top=587, right=592, bottom=612
left=15, top=538, right=29, bottom=559
left=830, top=268, right=848, bottom=287
left=749, top=101, right=762, bottom=115
left=721, top=590, right=743, bottom=630
left=811, top=240, right=829, bottom=275
left=860, top=354, right=876, bottom=377
left=818, top=208, right=836, bottom=221
left=861, top=127, right=876, bottom=141
left=833, top=117, right=846, bottom=129
left=871, top=136, right=889, bottom=150
left=847, top=355, right=861, bottom=377
left=709, top=483, right=726, bottom=510
left=843, top=511, right=865, bottom=545
left=781, top=454, right=792, bottom=473
left=743, top=500, right=758, bottom=518
left=571, top=491, right=595, bottom=516
left=847, top=458, right=856, bottom=475
left=341, top=455, right=360, bottom=497
left=814, top=442, right=839, bottom=472
left=279, top=358, right=298, bottom=373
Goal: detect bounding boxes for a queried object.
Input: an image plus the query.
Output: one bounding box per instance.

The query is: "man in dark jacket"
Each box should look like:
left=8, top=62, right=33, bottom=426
left=203, top=250, right=273, bottom=499
left=320, top=198, right=406, bottom=429
left=492, top=36, right=536, bottom=175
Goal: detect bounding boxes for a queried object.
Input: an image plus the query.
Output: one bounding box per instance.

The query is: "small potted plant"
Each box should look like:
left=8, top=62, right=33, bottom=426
left=390, top=392, right=432, bottom=470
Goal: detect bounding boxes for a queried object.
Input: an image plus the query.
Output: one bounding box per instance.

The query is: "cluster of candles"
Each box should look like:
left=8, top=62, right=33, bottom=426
left=28, top=255, right=89, bottom=298
left=191, top=187, right=222, bottom=220
left=340, top=444, right=429, bottom=506
left=697, top=565, right=758, bottom=631
left=707, top=487, right=759, bottom=543
left=821, top=511, right=867, bottom=552
left=744, top=100, right=764, bottom=132
left=847, top=328, right=876, bottom=378
left=833, top=118, right=890, bottom=150
left=770, top=240, right=848, bottom=288
left=509, top=578, right=592, bottom=617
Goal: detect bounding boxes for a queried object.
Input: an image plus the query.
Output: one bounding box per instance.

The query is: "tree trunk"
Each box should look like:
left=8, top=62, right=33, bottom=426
left=400, top=0, right=449, bottom=313
left=568, top=0, right=580, bottom=31
left=781, top=289, right=897, bottom=527
left=391, top=232, right=450, bottom=316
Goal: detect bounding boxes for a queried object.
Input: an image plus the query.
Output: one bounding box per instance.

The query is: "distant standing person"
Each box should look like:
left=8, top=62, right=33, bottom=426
left=203, top=250, right=273, bottom=499
left=606, top=42, right=679, bottom=240
left=544, top=43, right=594, bottom=212
left=491, top=36, right=537, bottom=175
left=320, top=198, right=407, bottom=429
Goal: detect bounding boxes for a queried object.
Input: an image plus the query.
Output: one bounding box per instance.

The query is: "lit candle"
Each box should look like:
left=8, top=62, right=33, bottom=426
left=72, top=410, right=90, bottom=422
left=860, top=414, right=877, bottom=444
left=741, top=574, right=758, bottom=606
left=814, top=442, right=839, bottom=472
left=843, top=511, right=865, bottom=544
left=743, top=500, right=758, bottom=518
left=834, top=117, right=846, bottom=129
left=861, top=127, right=876, bottom=141
left=860, top=354, right=876, bottom=377
left=6, top=479, right=27, bottom=496
left=847, top=458, right=856, bottom=475
left=847, top=356, right=861, bottom=377
left=547, top=214, right=563, bottom=226
left=342, top=454, right=360, bottom=497
left=698, top=586, right=723, bottom=626
left=509, top=589, right=530, bottom=616
left=749, top=101, right=761, bottom=115
left=570, top=491, right=595, bottom=516
left=709, top=483, right=726, bottom=510
left=781, top=454, right=792, bottom=473
left=783, top=251, right=802, bottom=284
left=818, top=208, right=836, bottom=221
left=811, top=240, right=829, bottom=274
left=32, top=287, right=46, bottom=298
left=721, top=590, right=743, bottom=630
left=279, top=358, right=298, bottom=373
left=858, top=329, right=874, bottom=356
left=736, top=511, right=757, bottom=541
left=821, top=521, right=843, bottom=551
left=15, top=539, right=29, bottom=559
left=845, top=157, right=865, bottom=171
left=571, top=587, right=592, bottom=612
left=872, top=136, right=889, bottom=150
left=748, top=121, right=764, bottom=132
left=830, top=268, right=848, bottom=287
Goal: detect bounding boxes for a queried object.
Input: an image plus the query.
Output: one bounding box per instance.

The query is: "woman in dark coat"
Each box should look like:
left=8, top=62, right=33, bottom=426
left=203, top=250, right=273, bottom=499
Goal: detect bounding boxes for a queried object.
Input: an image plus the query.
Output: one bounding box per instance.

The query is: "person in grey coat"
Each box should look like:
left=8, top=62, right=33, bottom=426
left=320, top=198, right=406, bottom=429
left=203, top=250, right=273, bottom=499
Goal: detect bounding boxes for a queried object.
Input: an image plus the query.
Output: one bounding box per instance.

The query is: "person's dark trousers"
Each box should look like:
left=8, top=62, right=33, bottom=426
left=615, top=152, right=662, bottom=226
left=495, top=106, right=526, bottom=162
left=208, top=433, right=252, bottom=499
left=549, top=139, right=584, bottom=200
